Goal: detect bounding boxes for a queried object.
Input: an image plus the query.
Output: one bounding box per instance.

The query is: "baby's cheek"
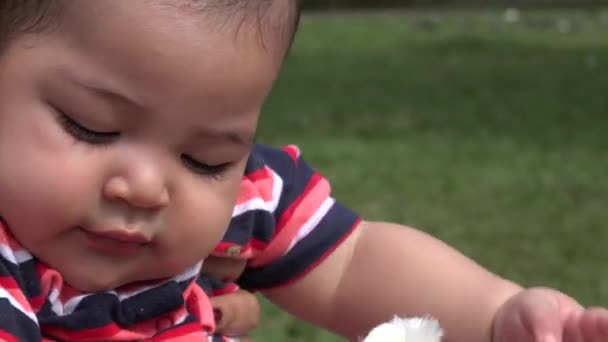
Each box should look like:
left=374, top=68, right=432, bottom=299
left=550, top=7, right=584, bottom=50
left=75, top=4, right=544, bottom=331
left=0, top=116, right=99, bottom=222
left=163, top=172, right=242, bottom=269
left=163, top=205, right=232, bottom=261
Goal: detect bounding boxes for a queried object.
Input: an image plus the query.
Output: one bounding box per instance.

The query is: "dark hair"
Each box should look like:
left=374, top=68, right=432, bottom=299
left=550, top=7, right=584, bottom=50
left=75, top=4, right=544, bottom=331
left=0, top=0, right=61, bottom=48
left=0, top=0, right=301, bottom=53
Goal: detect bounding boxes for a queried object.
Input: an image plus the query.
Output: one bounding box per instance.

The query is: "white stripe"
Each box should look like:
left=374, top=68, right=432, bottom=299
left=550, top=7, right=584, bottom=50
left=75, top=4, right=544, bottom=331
left=14, top=250, right=33, bottom=263
left=232, top=198, right=267, bottom=217
left=115, top=260, right=202, bottom=300
left=0, top=287, right=39, bottom=324
left=270, top=173, right=283, bottom=212
left=62, top=293, right=92, bottom=315
left=0, top=243, right=16, bottom=264
left=174, top=310, right=188, bottom=325
left=48, top=286, right=63, bottom=315
left=0, top=243, right=32, bottom=265
left=232, top=171, right=283, bottom=217
left=171, top=260, right=203, bottom=284
left=286, top=197, right=335, bottom=253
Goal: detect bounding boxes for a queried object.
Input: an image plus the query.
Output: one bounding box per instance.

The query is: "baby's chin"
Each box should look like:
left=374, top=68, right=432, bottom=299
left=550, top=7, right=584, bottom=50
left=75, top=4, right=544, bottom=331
left=62, top=270, right=135, bottom=293
left=58, top=263, right=165, bottom=293
left=62, top=260, right=200, bottom=294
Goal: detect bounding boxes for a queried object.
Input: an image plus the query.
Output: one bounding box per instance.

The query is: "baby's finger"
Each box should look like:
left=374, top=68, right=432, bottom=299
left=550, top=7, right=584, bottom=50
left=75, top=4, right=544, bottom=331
left=209, top=297, right=236, bottom=333
left=209, top=290, right=260, bottom=336
left=517, top=291, right=564, bottom=342
left=209, top=305, right=231, bottom=333
left=563, top=312, right=584, bottom=342
left=578, top=308, right=608, bottom=342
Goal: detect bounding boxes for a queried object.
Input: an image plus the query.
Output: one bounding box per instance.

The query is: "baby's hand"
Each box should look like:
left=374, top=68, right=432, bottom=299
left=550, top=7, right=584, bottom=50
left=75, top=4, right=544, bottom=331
left=209, top=289, right=260, bottom=338
left=493, top=287, right=608, bottom=342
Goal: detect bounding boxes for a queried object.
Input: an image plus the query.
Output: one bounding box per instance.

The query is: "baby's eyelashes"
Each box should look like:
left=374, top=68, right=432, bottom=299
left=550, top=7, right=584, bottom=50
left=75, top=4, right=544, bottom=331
left=54, top=109, right=119, bottom=145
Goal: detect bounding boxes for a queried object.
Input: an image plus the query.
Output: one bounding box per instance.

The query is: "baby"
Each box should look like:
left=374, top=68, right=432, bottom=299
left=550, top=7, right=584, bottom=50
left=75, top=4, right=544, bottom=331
left=0, top=1, right=606, bottom=341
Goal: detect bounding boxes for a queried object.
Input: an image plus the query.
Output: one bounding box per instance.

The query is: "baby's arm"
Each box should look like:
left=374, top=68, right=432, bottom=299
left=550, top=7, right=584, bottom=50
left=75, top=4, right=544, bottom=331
left=263, top=220, right=522, bottom=341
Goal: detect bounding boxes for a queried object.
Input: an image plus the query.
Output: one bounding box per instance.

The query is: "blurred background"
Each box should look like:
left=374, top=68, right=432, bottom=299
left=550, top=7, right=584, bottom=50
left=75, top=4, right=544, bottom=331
left=253, top=1, right=608, bottom=340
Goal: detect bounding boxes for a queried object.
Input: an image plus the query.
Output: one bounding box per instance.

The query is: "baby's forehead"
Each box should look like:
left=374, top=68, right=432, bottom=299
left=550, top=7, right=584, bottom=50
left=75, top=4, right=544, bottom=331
left=40, top=0, right=298, bottom=76
left=154, top=0, right=299, bottom=52
left=22, top=1, right=286, bottom=126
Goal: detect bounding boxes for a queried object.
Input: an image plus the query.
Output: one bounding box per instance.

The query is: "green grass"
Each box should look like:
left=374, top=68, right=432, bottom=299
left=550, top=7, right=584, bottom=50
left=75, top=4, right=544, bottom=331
left=251, top=8, right=608, bottom=341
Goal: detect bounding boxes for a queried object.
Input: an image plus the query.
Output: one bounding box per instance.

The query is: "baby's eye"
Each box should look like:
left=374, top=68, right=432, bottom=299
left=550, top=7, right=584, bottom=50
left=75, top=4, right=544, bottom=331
left=181, top=154, right=231, bottom=179
left=55, top=110, right=119, bottom=145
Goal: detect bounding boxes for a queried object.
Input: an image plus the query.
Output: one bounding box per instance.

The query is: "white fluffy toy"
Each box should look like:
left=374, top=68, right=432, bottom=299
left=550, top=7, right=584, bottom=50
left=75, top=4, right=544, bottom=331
left=361, top=316, right=443, bottom=342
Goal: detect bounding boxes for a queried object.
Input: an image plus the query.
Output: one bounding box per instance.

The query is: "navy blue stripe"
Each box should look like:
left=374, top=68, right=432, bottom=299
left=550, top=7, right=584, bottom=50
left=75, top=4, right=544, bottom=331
left=0, top=257, right=42, bottom=299
left=16, top=259, right=42, bottom=299
left=196, top=276, right=229, bottom=295
left=210, top=334, right=225, bottom=342
left=0, top=299, right=43, bottom=341
left=223, top=210, right=275, bottom=244
left=237, top=202, right=360, bottom=290
left=244, top=146, right=266, bottom=175
left=40, top=279, right=191, bottom=330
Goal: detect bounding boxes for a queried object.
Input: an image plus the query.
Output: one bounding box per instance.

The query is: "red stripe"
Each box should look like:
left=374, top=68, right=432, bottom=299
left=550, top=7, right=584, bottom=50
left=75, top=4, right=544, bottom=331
left=281, top=145, right=300, bottom=161
left=275, top=173, right=323, bottom=235
left=251, top=175, right=330, bottom=267
left=236, top=167, right=275, bottom=205
left=28, top=294, right=45, bottom=313
left=0, top=329, right=20, bottom=342
left=0, top=276, right=34, bottom=314
left=183, top=281, right=215, bottom=333
left=42, top=322, right=122, bottom=340
left=211, top=282, right=239, bottom=296
left=0, top=275, right=20, bottom=290
left=250, top=238, right=267, bottom=250
left=243, top=167, right=270, bottom=182
left=150, top=322, right=207, bottom=341
left=32, top=264, right=57, bottom=311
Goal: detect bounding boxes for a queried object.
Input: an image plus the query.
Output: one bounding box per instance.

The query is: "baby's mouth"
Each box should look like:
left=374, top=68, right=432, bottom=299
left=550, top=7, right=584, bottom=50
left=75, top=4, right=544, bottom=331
left=79, top=226, right=151, bottom=256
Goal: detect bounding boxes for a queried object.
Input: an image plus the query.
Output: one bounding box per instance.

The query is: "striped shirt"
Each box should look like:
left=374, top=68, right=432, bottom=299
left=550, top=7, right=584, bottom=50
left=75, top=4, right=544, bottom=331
left=0, top=144, right=362, bottom=341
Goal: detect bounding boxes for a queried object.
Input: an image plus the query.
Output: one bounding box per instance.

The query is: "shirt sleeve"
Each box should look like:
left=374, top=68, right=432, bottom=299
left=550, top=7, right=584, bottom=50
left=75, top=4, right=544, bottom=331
left=236, top=145, right=362, bottom=291
left=0, top=227, right=44, bottom=341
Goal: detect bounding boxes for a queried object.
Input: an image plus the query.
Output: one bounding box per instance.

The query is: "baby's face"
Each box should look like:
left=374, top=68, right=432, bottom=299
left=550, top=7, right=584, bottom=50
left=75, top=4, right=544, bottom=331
left=0, top=1, right=284, bottom=292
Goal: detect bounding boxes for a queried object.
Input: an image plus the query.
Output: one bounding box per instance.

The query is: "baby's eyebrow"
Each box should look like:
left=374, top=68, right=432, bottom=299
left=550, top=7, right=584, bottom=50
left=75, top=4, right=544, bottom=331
left=194, top=127, right=256, bottom=148
left=61, top=71, right=144, bottom=109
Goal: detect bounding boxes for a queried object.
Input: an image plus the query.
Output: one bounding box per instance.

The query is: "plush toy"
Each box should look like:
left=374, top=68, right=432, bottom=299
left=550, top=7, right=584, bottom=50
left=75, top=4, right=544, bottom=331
left=361, top=316, right=443, bottom=342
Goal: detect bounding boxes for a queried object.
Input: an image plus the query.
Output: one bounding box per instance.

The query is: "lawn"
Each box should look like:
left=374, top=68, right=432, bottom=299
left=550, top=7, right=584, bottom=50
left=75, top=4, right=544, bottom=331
left=251, top=8, right=608, bottom=341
